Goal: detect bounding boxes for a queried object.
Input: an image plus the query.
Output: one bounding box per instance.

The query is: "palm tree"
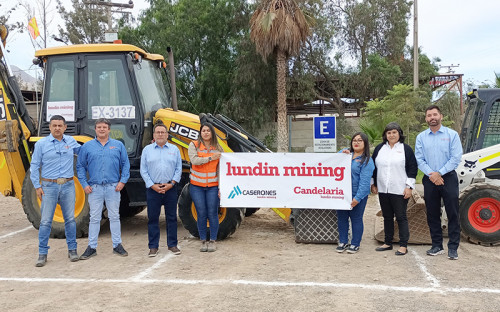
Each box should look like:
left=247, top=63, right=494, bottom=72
left=250, top=0, right=310, bottom=152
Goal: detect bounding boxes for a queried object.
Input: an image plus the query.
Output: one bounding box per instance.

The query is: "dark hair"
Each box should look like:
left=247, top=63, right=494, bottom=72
left=197, top=122, right=222, bottom=151
left=425, top=105, right=441, bottom=114
left=382, top=122, right=405, bottom=143
left=350, top=132, right=370, bottom=165
left=95, top=118, right=111, bottom=128
left=49, top=115, right=66, bottom=124
left=153, top=122, right=168, bottom=133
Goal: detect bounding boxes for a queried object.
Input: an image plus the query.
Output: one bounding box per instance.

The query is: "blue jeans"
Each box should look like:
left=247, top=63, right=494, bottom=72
left=146, top=186, right=178, bottom=248
left=190, top=185, right=219, bottom=241
left=337, top=196, right=368, bottom=247
left=87, top=183, right=122, bottom=248
left=38, top=180, right=77, bottom=254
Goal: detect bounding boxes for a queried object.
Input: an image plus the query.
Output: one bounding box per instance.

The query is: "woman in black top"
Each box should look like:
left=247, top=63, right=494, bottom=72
left=371, top=122, right=418, bottom=255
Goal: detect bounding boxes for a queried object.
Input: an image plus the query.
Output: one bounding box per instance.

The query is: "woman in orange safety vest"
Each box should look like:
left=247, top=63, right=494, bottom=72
left=188, top=122, right=223, bottom=252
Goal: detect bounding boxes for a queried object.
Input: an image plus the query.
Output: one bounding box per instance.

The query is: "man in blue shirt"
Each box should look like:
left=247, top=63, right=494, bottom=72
left=140, top=123, right=182, bottom=257
left=77, top=118, right=130, bottom=259
left=415, top=105, right=463, bottom=260
left=30, top=115, right=81, bottom=267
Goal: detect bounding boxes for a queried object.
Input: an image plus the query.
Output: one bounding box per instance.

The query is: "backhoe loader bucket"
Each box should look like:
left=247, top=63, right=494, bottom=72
left=374, top=191, right=432, bottom=244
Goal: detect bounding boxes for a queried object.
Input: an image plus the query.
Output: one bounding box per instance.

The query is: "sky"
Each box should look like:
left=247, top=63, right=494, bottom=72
left=4, top=0, right=500, bottom=86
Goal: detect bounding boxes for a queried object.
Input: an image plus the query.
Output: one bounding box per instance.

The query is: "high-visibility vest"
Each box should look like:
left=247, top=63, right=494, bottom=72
left=190, top=141, right=219, bottom=187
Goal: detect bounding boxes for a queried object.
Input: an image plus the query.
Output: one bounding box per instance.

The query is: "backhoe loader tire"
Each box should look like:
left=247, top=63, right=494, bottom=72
left=178, top=183, right=244, bottom=240
left=244, top=208, right=260, bottom=217
left=21, top=169, right=90, bottom=238
left=459, top=184, right=500, bottom=246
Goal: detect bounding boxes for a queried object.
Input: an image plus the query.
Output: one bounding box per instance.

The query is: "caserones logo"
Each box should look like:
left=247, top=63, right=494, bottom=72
left=228, top=186, right=242, bottom=199
left=228, top=186, right=277, bottom=199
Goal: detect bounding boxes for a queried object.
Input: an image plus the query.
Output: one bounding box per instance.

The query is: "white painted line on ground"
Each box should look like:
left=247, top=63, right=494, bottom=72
left=1, top=276, right=499, bottom=294
left=411, top=249, right=440, bottom=288
left=0, top=226, right=33, bottom=240
left=130, top=252, right=175, bottom=280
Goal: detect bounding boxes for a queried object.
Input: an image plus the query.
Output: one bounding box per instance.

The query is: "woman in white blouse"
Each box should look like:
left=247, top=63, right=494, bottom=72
left=371, top=122, right=418, bottom=255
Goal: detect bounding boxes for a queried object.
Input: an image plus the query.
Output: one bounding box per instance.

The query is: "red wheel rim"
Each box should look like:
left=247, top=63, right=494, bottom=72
left=467, top=197, right=500, bottom=233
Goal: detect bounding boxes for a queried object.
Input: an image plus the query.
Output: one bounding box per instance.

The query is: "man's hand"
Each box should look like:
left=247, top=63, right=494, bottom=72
left=36, top=188, right=44, bottom=201
left=152, top=183, right=173, bottom=194
left=403, top=187, right=412, bottom=199
left=371, top=185, right=378, bottom=194
left=351, top=198, right=359, bottom=208
left=115, top=182, right=125, bottom=192
left=429, top=172, right=444, bottom=185
left=83, top=186, right=93, bottom=194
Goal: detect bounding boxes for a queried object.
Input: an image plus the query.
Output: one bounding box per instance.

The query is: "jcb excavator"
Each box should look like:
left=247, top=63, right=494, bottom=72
left=0, top=25, right=289, bottom=240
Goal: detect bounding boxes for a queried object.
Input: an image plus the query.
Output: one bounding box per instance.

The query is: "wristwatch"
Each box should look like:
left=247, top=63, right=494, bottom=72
left=170, top=181, right=176, bottom=186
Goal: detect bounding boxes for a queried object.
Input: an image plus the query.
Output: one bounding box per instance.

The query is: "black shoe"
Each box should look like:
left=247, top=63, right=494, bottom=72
left=35, top=254, right=47, bottom=267
left=395, top=247, right=408, bottom=256
left=80, top=246, right=97, bottom=260
left=426, top=246, right=444, bottom=256
left=448, top=249, right=458, bottom=260
left=347, top=245, right=360, bottom=254
left=335, top=243, right=349, bottom=253
left=68, top=249, right=79, bottom=262
left=113, top=244, right=128, bottom=257
left=375, top=245, right=393, bottom=251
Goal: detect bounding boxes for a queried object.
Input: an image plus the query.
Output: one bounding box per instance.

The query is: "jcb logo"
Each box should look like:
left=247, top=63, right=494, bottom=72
left=169, top=122, right=199, bottom=140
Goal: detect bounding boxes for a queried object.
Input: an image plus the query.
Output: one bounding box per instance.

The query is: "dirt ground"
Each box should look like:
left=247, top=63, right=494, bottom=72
left=0, top=192, right=499, bottom=312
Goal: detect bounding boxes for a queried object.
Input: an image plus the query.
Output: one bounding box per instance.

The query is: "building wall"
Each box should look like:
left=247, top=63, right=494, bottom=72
left=255, top=118, right=360, bottom=152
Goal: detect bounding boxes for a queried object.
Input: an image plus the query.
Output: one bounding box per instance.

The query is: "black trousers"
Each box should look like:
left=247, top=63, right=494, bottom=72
left=422, top=171, right=460, bottom=250
left=378, top=193, right=410, bottom=247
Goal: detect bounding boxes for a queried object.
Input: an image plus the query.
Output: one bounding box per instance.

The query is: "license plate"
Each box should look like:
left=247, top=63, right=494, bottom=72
left=91, top=106, right=136, bottom=119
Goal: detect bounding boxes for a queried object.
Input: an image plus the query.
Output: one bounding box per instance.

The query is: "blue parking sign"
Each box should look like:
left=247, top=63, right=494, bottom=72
left=314, top=117, right=335, bottom=139
left=313, top=116, right=336, bottom=152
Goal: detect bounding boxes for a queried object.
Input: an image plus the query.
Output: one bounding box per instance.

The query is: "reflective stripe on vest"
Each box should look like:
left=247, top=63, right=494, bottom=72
left=190, top=141, right=219, bottom=187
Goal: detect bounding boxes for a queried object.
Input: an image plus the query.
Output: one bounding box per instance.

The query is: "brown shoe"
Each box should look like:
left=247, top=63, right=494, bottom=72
left=168, top=246, right=181, bottom=255
left=148, top=248, right=159, bottom=257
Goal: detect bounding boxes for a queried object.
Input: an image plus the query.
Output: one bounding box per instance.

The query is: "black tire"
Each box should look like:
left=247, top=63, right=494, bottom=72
left=178, top=183, right=244, bottom=240
left=22, top=169, right=91, bottom=238
left=244, top=208, right=260, bottom=217
left=459, top=184, right=500, bottom=246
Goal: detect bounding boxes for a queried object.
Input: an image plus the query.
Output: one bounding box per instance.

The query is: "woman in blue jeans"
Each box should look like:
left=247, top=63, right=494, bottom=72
left=188, top=122, right=223, bottom=252
left=336, top=132, right=375, bottom=254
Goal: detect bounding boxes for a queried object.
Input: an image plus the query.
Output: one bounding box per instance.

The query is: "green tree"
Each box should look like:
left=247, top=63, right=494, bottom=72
left=0, top=4, right=23, bottom=33
left=120, top=0, right=248, bottom=115
left=329, top=0, right=412, bottom=71
left=250, top=0, right=311, bottom=152
left=363, top=84, right=431, bottom=146
left=57, top=0, right=107, bottom=44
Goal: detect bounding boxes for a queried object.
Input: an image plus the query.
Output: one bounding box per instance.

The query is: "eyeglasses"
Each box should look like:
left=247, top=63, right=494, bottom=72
left=155, top=131, right=167, bottom=135
left=352, top=139, right=364, bottom=143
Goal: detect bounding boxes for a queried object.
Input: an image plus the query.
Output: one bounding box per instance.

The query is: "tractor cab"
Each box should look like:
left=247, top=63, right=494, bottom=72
left=34, top=44, right=172, bottom=206
left=461, top=89, right=500, bottom=179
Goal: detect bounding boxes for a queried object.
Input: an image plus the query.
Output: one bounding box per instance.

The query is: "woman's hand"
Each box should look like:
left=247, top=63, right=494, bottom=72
left=350, top=198, right=359, bottom=208
left=371, top=185, right=378, bottom=194
left=211, top=152, right=221, bottom=160
left=403, top=187, right=412, bottom=199
left=341, top=149, right=351, bottom=155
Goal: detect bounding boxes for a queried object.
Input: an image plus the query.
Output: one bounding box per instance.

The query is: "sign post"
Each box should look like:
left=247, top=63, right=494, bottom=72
left=313, top=116, right=336, bottom=152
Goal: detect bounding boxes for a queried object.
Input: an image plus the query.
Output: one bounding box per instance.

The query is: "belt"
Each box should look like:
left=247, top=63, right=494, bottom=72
left=41, top=177, right=74, bottom=185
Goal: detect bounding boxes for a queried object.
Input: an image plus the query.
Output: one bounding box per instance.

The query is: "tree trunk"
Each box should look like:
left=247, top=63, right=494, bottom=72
left=276, top=49, right=288, bottom=152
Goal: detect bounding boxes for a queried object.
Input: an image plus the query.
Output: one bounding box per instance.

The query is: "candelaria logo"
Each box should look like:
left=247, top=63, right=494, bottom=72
left=228, top=185, right=277, bottom=199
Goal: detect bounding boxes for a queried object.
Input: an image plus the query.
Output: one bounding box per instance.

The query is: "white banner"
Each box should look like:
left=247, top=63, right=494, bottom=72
left=219, top=153, right=352, bottom=210
left=46, top=101, right=75, bottom=122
